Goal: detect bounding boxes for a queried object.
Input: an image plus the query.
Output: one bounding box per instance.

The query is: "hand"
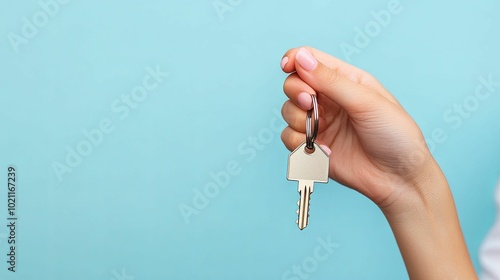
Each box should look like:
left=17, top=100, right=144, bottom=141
left=280, top=47, right=477, bottom=279
left=280, top=47, right=432, bottom=208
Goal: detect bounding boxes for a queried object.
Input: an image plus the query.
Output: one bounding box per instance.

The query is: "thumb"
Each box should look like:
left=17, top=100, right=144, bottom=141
left=294, top=47, right=380, bottom=114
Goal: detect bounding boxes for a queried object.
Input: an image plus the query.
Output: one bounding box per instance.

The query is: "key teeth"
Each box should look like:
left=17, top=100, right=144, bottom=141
left=295, top=189, right=312, bottom=230
left=296, top=193, right=312, bottom=229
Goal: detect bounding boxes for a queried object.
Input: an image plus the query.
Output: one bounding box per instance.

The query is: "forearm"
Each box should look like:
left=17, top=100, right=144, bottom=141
left=382, top=159, right=477, bottom=280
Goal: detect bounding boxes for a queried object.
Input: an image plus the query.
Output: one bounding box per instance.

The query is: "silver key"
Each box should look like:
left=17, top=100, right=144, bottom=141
left=287, top=142, right=329, bottom=230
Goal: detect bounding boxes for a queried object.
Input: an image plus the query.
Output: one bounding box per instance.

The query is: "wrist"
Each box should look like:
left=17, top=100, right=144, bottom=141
left=380, top=155, right=446, bottom=217
left=380, top=157, right=477, bottom=279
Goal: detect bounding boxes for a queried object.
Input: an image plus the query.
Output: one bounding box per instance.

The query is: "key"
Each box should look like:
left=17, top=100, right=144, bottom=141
left=287, top=142, right=329, bottom=230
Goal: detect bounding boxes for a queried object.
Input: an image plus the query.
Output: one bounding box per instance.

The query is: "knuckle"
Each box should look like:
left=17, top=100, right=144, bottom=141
left=281, top=127, right=301, bottom=151
left=282, top=101, right=303, bottom=127
left=320, top=65, right=342, bottom=85
left=281, top=127, right=288, bottom=141
left=281, top=101, right=295, bottom=124
left=281, top=128, right=290, bottom=148
left=283, top=73, right=299, bottom=92
left=280, top=101, right=289, bottom=119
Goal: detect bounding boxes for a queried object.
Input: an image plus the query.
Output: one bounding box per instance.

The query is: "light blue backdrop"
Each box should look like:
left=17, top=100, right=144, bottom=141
left=1, top=0, right=499, bottom=279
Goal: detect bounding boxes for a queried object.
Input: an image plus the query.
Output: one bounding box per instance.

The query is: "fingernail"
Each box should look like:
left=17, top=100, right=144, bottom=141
left=296, top=48, right=317, bottom=71
left=281, top=56, right=289, bottom=69
left=320, top=145, right=331, bottom=156
left=297, top=92, right=313, bottom=110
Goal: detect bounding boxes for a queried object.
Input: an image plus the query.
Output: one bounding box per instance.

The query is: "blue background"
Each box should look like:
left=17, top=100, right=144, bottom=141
left=1, top=0, right=499, bottom=279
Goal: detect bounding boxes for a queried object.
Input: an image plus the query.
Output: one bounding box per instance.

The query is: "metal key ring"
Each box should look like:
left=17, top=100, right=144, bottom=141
left=305, top=94, right=319, bottom=150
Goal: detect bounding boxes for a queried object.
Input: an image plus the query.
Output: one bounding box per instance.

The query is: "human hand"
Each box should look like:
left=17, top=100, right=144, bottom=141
left=280, top=47, right=477, bottom=279
left=280, top=47, right=432, bottom=209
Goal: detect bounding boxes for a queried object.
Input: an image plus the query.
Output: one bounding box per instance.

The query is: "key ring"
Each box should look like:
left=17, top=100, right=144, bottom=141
left=305, top=94, right=319, bottom=150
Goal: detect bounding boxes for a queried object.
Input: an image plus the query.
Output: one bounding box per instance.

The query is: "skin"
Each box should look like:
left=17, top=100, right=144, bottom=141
left=280, top=46, right=478, bottom=279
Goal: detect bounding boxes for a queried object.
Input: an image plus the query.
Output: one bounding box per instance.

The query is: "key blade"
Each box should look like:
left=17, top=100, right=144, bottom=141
left=297, top=181, right=313, bottom=230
